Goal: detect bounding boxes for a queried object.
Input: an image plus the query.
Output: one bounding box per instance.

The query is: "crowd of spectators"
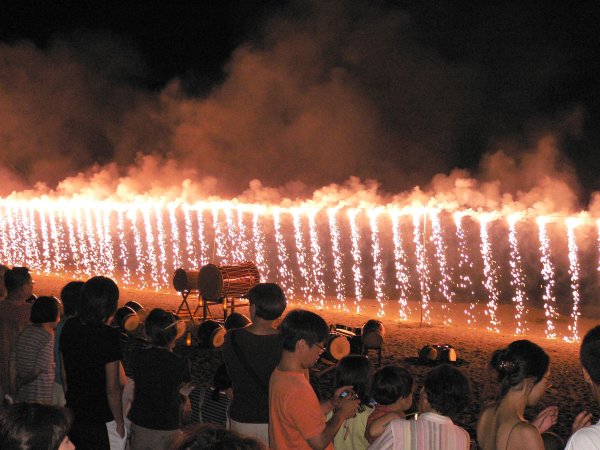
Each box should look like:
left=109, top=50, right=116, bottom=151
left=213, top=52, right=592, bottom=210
left=1, top=269, right=600, bottom=450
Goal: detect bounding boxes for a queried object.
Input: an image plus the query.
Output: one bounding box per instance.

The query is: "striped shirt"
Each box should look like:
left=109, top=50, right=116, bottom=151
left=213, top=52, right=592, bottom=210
left=368, top=413, right=470, bottom=450
left=0, top=299, right=31, bottom=394
left=15, top=325, right=55, bottom=404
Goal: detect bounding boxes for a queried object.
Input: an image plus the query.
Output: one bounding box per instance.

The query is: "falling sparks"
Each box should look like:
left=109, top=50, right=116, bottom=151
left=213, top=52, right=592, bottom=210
left=537, top=217, right=558, bottom=339
left=292, top=208, right=313, bottom=305
left=565, top=218, right=582, bottom=342
left=307, top=209, right=326, bottom=308
left=507, top=214, right=527, bottom=335
left=391, top=212, right=410, bottom=320
left=454, top=213, right=476, bottom=325
left=430, top=210, right=453, bottom=325
left=348, top=209, right=363, bottom=313
left=480, top=215, right=500, bottom=333
left=412, top=211, right=431, bottom=324
left=328, top=208, right=346, bottom=310
left=368, top=208, right=386, bottom=317
left=0, top=195, right=598, bottom=339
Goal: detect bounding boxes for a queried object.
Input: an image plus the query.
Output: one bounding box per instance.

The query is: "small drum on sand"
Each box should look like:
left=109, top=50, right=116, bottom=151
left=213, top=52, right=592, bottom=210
left=324, top=332, right=351, bottom=361
left=198, top=262, right=260, bottom=300
left=196, top=320, right=226, bottom=349
left=361, top=320, right=385, bottom=349
left=113, top=306, right=140, bottom=333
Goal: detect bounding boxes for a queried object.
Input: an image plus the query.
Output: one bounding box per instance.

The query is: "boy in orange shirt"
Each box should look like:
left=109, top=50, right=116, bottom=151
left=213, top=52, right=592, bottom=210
left=269, top=309, right=359, bottom=450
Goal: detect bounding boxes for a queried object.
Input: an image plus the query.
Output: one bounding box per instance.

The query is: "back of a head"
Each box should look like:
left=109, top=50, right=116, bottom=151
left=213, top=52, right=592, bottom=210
left=60, top=281, right=85, bottom=317
left=279, top=309, right=328, bottom=352
left=0, top=402, right=72, bottom=450
left=173, top=423, right=266, bottom=450
left=424, top=364, right=471, bottom=417
left=4, top=267, right=31, bottom=294
left=248, top=283, right=287, bottom=320
left=30, top=296, right=61, bottom=324
left=580, top=325, right=600, bottom=385
left=371, top=365, right=413, bottom=405
left=490, top=340, right=549, bottom=399
left=144, top=308, right=178, bottom=347
left=79, top=276, right=119, bottom=324
left=335, top=355, right=371, bottom=404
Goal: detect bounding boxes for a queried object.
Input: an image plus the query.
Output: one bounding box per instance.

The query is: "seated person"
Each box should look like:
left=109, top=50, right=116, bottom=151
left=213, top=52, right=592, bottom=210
left=369, top=364, right=471, bottom=450
left=171, top=423, right=266, bottom=450
left=365, top=365, right=414, bottom=444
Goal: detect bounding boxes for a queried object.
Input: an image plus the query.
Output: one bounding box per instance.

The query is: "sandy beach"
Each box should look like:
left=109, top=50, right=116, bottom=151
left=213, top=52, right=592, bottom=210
left=35, top=273, right=600, bottom=444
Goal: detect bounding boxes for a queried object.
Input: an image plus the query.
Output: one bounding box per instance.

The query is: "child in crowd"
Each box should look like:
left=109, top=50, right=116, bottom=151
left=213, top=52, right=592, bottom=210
left=365, top=364, right=414, bottom=444
left=327, top=355, right=373, bottom=450
left=128, top=308, right=191, bottom=450
left=13, top=296, right=61, bottom=404
left=369, top=364, right=471, bottom=450
left=189, top=362, right=232, bottom=426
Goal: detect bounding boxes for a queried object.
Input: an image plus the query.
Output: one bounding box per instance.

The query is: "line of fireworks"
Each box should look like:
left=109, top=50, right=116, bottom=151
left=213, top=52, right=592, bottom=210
left=0, top=197, right=599, bottom=339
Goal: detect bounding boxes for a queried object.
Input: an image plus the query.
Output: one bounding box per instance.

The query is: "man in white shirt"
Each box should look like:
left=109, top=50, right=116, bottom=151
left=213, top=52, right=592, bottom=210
left=565, top=325, right=600, bottom=449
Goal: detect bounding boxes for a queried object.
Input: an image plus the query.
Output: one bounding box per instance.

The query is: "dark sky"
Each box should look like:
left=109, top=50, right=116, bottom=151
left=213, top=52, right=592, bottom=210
left=1, top=0, right=599, bottom=204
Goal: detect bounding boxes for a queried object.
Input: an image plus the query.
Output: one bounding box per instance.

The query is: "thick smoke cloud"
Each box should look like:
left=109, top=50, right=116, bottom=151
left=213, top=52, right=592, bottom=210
left=0, top=1, right=590, bottom=212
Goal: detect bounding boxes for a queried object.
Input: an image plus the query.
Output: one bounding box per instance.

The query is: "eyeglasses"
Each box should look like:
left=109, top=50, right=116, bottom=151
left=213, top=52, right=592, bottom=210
left=313, top=343, right=326, bottom=353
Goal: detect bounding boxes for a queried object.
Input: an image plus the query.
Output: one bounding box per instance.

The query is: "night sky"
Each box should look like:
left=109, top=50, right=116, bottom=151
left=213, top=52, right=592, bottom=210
left=1, top=1, right=599, bottom=206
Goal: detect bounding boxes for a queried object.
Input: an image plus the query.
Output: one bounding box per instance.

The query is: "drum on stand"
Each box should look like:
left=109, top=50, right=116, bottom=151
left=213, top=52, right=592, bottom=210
left=196, top=320, right=226, bottom=349
left=198, top=262, right=260, bottom=300
left=173, top=269, right=200, bottom=292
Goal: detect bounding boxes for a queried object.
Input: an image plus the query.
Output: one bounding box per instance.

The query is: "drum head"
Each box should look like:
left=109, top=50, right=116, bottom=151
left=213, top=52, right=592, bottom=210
left=327, top=335, right=350, bottom=361
left=211, top=327, right=226, bottom=348
left=199, top=264, right=223, bottom=300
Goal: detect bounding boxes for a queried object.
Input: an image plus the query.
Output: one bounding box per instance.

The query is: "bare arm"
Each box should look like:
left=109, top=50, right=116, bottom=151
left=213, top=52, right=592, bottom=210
left=511, top=422, right=545, bottom=450
left=106, top=360, right=125, bottom=438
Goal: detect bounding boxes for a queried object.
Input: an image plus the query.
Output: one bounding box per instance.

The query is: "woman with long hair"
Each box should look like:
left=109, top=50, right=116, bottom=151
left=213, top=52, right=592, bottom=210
left=477, top=340, right=558, bottom=450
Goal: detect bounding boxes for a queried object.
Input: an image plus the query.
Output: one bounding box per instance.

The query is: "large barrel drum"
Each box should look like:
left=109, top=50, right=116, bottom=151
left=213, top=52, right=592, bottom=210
left=198, top=262, right=260, bottom=300
left=224, top=312, right=251, bottom=330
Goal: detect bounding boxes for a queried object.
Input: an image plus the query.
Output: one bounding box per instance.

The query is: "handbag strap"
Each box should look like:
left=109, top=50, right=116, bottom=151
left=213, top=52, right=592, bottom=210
left=229, top=329, right=269, bottom=394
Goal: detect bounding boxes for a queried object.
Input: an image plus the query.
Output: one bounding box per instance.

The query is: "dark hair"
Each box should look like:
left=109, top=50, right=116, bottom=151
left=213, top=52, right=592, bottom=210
left=79, top=276, right=119, bottom=324
left=30, top=296, right=61, bottom=324
left=424, top=364, right=471, bottom=416
left=279, top=309, right=328, bottom=352
left=248, top=283, right=287, bottom=320
left=144, top=308, right=178, bottom=347
left=371, top=365, right=413, bottom=405
left=173, top=423, right=266, bottom=450
left=490, top=340, right=549, bottom=399
left=335, top=355, right=371, bottom=405
left=580, top=325, right=600, bottom=384
left=0, top=402, right=73, bottom=450
left=60, top=281, right=84, bottom=317
left=4, top=267, right=31, bottom=293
